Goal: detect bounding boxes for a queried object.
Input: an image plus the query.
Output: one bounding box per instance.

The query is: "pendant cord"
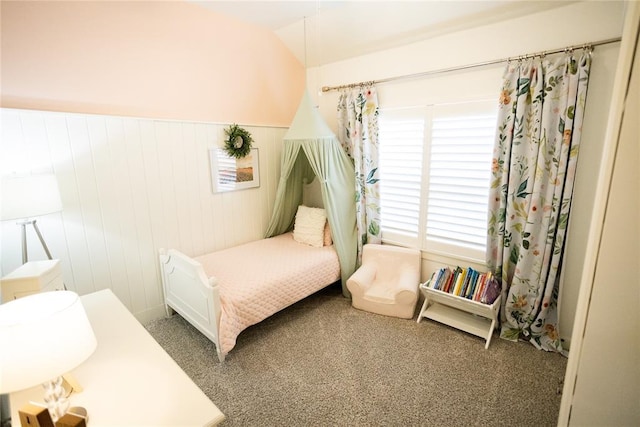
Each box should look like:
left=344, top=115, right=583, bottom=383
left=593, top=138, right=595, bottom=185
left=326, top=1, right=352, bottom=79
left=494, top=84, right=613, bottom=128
left=303, top=17, right=307, bottom=69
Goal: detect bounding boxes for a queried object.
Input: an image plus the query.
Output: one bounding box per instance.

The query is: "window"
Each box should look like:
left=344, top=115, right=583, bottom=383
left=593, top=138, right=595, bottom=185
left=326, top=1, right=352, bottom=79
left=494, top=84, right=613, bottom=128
left=378, top=109, right=425, bottom=246
left=379, top=100, right=497, bottom=261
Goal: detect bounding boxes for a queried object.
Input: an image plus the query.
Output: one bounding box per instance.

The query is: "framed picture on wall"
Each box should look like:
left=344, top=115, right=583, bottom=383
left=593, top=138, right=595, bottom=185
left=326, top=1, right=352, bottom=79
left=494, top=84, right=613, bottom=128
left=209, top=147, right=260, bottom=193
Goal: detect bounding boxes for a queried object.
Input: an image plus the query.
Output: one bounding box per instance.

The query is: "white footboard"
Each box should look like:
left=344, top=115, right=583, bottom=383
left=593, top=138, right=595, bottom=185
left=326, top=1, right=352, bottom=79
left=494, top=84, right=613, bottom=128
left=159, top=248, right=225, bottom=362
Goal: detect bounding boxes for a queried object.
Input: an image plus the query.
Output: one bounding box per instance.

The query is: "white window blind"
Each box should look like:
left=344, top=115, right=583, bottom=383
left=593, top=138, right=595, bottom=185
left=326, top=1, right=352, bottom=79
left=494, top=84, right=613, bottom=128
left=425, top=102, right=496, bottom=260
left=379, top=109, right=425, bottom=247
left=378, top=100, right=497, bottom=262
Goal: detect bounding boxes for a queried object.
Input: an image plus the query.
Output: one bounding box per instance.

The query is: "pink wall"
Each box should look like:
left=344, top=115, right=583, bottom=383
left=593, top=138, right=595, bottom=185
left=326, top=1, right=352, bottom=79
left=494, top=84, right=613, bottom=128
left=0, top=1, right=305, bottom=126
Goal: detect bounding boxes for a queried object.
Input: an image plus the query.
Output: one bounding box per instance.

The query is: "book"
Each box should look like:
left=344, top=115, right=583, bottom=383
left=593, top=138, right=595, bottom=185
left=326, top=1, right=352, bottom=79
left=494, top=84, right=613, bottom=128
left=476, top=271, right=492, bottom=302
left=431, top=268, right=446, bottom=289
left=440, top=268, right=448, bottom=289
left=431, top=268, right=442, bottom=289
left=441, top=268, right=451, bottom=292
left=481, top=276, right=501, bottom=304
left=453, top=269, right=466, bottom=296
left=460, top=267, right=471, bottom=297
left=445, top=268, right=457, bottom=293
left=465, top=269, right=478, bottom=299
left=473, top=274, right=486, bottom=301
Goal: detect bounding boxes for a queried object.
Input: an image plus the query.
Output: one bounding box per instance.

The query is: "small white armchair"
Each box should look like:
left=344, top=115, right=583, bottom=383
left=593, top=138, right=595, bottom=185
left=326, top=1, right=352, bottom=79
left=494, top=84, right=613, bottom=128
left=347, top=244, right=422, bottom=319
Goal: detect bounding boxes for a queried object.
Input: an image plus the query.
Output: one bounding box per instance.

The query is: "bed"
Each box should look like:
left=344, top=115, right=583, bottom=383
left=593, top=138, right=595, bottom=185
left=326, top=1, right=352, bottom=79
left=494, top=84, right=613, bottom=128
left=159, top=230, right=340, bottom=362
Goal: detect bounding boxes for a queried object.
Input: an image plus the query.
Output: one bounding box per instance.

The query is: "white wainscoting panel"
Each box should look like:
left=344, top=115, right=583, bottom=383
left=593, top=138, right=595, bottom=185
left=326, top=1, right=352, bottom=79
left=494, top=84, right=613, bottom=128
left=0, top=108, right=285, bottom=322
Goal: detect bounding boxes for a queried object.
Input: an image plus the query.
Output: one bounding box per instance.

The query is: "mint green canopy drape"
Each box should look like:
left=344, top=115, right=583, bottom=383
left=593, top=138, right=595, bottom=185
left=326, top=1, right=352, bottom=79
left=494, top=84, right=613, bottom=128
left=265, top=90, right=357, bottom=297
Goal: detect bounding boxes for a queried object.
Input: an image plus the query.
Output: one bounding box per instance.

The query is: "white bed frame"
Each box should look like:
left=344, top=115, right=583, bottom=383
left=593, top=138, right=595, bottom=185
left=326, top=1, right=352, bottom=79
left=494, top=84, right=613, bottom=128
left=159, top=179, right=329, bottom=363
left=159, top=248, right=226, bottom=362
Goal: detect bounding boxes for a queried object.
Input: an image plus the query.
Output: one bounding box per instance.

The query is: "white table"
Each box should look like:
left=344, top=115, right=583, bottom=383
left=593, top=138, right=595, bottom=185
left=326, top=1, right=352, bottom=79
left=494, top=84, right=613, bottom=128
left=10, top=289, right=224, bottom=426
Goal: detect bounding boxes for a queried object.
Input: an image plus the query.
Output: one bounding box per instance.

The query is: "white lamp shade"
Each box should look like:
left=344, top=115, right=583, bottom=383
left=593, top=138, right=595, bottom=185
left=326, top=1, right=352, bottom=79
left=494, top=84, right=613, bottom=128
left=0, top=291, right=97, bottom=393
left=1, top=174, right=63, bottom=221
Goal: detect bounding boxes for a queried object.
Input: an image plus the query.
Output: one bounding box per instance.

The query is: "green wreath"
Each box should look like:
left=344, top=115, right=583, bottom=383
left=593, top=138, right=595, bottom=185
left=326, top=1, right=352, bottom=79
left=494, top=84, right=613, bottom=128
left=223, top=124, right=253, bottom=159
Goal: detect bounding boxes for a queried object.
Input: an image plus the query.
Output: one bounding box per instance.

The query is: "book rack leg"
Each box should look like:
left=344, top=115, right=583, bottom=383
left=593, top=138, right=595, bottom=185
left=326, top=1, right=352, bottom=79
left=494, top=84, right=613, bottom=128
left=416, top=298, right=430, bottom=323
left=485, top=318, right=496, bottom=349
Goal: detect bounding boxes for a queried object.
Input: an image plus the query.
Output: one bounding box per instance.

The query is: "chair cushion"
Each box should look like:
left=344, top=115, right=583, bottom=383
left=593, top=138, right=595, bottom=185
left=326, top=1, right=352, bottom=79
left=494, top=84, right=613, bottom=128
left=364, top=282, right=397, bottom=304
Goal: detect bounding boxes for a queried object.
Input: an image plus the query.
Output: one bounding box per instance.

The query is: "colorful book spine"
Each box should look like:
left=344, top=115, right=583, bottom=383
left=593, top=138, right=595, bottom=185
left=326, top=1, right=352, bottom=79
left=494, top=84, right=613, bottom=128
left=431, top=268, right=443, bottom=289
left=453, top=269, right=466, bottom=296
left=465, top=269, right=477, bottom=299
left=473, top=274, right=486, bottom=301
left=427, top=266, right=498, bottom=305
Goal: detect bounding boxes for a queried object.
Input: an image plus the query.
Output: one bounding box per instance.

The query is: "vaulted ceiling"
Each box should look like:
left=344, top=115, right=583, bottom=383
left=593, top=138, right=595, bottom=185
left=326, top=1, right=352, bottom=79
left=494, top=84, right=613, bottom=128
left=191, top=1, right=576, bottom=66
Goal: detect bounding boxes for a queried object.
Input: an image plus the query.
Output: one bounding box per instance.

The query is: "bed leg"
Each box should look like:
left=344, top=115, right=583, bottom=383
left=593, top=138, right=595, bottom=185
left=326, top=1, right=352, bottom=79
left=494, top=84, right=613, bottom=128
left=217, top=348, right=225, bottom=363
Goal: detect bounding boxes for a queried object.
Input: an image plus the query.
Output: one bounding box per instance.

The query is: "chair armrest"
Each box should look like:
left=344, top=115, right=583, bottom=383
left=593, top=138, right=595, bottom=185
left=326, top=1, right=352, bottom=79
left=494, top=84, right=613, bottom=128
left=346, top=264, right=377, bottom=296
left=394, top=266, right=420, bottom=304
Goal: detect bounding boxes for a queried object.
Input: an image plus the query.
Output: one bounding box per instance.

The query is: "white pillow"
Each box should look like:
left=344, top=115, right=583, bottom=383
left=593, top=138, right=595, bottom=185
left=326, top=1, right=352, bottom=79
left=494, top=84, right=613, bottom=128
left=323, top=221, right=333, bottom=246
left=293, top=205, right=327, bottom=248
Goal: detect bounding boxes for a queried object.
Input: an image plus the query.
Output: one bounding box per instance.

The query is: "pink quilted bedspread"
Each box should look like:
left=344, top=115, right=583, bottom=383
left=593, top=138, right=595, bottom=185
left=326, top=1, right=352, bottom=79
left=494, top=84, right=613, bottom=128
left=194, top=232, right=340, bottom=355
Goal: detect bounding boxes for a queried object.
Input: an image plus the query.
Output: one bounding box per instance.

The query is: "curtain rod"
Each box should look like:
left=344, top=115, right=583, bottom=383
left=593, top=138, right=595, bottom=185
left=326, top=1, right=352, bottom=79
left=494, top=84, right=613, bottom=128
left=321, top=37, right=621, bottom=92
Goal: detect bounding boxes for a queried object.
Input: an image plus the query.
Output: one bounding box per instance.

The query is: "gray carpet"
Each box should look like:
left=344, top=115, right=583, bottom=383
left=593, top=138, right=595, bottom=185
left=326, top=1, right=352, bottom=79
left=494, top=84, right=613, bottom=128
left=145, top=283, right=567, bottom=426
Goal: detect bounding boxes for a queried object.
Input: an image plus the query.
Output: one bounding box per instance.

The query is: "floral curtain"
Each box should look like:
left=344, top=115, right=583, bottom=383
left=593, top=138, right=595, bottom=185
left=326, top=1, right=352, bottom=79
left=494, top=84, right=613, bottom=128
left=337, top=85, right=381, bottom=262
left=487, top=50, right=591, bottom=353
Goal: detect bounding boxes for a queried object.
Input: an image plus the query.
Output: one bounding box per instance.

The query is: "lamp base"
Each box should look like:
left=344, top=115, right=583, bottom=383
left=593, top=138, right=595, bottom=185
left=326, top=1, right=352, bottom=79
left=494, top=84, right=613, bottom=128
left=61, top=373, right=83, bottom=395
left=42, top=376, right=69, bottom=422
left=18, top=403, right=54, bottom=427
left=16, top=404, right=88, bottom=427
left=56, top=408, right=87, bottom=427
